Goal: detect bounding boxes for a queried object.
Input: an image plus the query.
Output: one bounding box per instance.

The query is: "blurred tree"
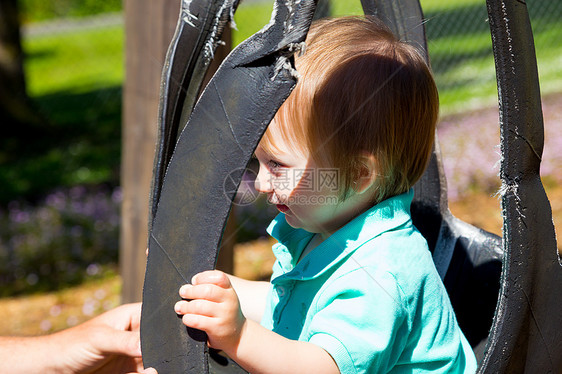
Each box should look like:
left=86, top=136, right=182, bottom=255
left=0, top=0, right=42, bottom=136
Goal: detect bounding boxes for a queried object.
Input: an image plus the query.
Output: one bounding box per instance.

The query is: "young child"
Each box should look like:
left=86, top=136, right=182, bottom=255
left=174, top=16, right=477, bottom=373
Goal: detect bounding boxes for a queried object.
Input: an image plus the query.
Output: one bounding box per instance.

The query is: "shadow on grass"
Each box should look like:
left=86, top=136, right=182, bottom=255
left=0, top=85, right=122, bottom=205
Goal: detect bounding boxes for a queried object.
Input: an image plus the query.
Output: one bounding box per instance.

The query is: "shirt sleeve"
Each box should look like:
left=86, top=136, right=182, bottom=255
left=306, top=267, right=411, bottom=374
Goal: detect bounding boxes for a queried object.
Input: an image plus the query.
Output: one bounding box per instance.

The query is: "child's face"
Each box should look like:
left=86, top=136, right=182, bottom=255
left=254, top=132, right=369, bottom=239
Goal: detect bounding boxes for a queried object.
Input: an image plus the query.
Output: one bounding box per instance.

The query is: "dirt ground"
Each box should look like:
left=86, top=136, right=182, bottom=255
left=442, top=91, right=561, bottom=252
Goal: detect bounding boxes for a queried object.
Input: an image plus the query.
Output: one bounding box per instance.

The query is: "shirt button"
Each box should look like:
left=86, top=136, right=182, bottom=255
left=277, top=286, right=286, bottom=297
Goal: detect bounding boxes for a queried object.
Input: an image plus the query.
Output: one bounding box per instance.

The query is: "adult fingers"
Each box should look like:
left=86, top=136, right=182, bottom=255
left=127, top=368, right=158, bottom=374
left=91, top=303, right=142, bottom=331
left=91, top=327, right=142, bottom=357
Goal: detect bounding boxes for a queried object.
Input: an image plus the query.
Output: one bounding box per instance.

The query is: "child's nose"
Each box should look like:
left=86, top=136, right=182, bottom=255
left=255, top=168, right=273, bottom=194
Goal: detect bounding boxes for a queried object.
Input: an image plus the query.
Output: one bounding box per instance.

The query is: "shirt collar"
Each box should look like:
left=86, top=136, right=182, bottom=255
left=266, top=189, right=414, bottom=282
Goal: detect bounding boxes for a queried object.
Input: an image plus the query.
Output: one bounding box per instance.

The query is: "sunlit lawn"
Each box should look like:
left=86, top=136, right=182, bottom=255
left=24, top=25, right=123, bottom=97
left=0, top=270, right=121, bottom=336
left=0, top=238, right=277, bottom=336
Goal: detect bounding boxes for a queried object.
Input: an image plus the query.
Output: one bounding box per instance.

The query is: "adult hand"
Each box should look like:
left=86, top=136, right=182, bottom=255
left=52, top=302, right=156, bottom=374
left=174, top=270, right=247, bottom=353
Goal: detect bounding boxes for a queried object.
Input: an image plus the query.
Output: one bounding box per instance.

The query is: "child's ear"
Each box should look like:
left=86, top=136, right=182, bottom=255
left=353, top=152, right=378, bottom=194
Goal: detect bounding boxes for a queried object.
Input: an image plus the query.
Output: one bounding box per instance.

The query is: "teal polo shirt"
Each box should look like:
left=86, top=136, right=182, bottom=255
left=261, top=190, right=477, bottom=373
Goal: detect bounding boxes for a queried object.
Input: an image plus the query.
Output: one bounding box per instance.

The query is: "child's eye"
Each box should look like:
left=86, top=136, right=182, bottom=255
left=267, top=160, right=283, bottom=170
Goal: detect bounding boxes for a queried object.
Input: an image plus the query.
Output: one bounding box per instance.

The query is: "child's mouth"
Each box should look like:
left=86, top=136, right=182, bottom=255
left=276, top=204, right=290, bottom=213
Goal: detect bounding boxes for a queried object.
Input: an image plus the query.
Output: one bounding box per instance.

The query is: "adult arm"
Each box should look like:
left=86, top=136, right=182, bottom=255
left=0, top=303, right=157, bottom=374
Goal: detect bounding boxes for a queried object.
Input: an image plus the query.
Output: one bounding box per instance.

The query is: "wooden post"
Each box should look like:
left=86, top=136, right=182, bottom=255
left=120, top=0, right=180, bottom=303
left=121, top=1, right=234, bottom=303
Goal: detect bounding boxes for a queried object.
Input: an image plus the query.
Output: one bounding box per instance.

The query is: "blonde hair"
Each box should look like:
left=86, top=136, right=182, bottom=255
left=260, top=16, right=439, bottom=204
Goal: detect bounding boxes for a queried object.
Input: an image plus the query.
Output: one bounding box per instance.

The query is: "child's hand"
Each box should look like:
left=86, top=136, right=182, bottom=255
left=174, top=270, right=246, bottom=353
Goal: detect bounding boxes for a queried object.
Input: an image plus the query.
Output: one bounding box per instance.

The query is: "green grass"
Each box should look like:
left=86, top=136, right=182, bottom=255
left=232, top=1, right=275, bottom=46
left=20, top=0, right=122, bottom=23
left=1, top=25, right=124, bottom=203
left=232, top=0, right=364, bottom=46
left=24, top=26, right=123, bottom=97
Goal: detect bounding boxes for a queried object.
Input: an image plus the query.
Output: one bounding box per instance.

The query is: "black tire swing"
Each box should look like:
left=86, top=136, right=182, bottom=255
left=140, top=0, right=562, bottom=372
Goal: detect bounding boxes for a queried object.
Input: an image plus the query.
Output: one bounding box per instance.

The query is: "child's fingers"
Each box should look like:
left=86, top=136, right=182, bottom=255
left=191, top=270, right=231, bottom=288
left=174, top=299, right=217, bottom=318
left=180, top=312, right=214, bottom=331
left=179, top=283, right=225, bottom=302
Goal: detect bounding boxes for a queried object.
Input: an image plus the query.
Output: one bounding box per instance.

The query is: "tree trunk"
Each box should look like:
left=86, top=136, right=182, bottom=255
left=0, top=0, right=41, bottom=132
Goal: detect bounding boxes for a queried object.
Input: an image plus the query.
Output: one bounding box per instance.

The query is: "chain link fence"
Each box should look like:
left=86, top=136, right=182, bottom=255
left=234, top=0, right=562, bottom=114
